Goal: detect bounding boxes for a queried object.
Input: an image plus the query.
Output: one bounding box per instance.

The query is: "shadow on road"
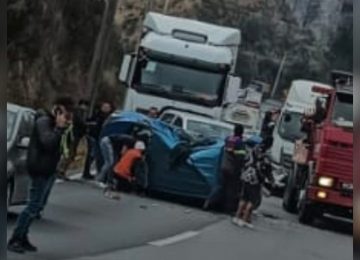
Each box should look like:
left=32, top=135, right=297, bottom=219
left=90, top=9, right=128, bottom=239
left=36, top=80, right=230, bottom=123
left=140, top=190, right=206, bottom=211
left=313, top=217, right=353, bottom=236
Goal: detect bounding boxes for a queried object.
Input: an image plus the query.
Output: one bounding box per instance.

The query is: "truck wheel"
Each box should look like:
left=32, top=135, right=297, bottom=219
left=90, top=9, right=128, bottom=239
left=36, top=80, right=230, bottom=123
left=283, top=168, right=298, bottom=213
left=298, top=191, right=315, bottom=225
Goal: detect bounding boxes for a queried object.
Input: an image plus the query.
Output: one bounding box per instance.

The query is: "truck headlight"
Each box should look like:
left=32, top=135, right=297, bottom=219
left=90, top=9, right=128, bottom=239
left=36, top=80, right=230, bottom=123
left=318, top=177, right=334, bottom=188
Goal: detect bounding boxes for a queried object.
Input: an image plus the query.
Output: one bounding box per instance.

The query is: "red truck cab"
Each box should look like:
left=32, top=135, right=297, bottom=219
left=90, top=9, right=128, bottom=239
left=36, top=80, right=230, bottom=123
left=283, top=71, right=353, bottom=225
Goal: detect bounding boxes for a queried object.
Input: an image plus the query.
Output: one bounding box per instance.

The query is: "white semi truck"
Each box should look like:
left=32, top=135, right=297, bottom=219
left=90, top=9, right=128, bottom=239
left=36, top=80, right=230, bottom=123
left=119, top=12, right=241, bottom=118
left=270, top=80, right=333, bottom=189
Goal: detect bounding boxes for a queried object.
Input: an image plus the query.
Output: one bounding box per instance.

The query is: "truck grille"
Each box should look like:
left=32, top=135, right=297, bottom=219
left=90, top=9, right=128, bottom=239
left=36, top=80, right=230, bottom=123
left=319, top=145, right=353, bottom=176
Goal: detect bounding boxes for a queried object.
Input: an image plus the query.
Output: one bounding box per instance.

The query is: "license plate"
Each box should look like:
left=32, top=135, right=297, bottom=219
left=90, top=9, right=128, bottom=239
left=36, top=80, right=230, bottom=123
left=341, top=183, right=353, bottom=191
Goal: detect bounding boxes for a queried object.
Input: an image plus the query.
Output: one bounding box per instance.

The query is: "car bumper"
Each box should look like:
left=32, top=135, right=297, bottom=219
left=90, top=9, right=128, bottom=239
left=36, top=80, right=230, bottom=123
left=307, top=186, right=353, bottom=219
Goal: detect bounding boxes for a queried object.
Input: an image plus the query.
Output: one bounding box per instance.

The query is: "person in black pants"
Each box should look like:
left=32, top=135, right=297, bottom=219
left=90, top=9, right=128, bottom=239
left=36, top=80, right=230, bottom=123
left=82, top=101, right=114, bottom=180
left=219, top=125, right=247, bottom=214
left=57, top=99, right=89, bottom=180
left=8, top=97, right=75, bottom=254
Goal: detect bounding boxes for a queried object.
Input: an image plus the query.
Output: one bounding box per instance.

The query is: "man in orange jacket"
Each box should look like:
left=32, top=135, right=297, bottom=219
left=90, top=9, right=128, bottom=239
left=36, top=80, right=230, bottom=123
left=104, top=141, right=146, bottom=199
left=114, top=141, right=146, bottom=182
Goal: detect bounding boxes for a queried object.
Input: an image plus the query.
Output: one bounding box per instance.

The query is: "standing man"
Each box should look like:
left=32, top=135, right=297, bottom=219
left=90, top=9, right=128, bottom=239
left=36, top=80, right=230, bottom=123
left=8, top=97, right=75, bottom=254
left=82, top=101, right=114, bottom=180
left=220, top=124, right=247, bottom=214
left=148, top=107, right=159, bottom=118
left=57, top=99, right=89, bottom=180
left=261, top=109, right=278, bottom=139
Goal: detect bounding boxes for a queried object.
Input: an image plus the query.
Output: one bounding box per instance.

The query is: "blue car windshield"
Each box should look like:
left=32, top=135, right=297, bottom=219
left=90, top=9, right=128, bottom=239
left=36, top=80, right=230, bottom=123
left=187, top=120, right=233, bottom=140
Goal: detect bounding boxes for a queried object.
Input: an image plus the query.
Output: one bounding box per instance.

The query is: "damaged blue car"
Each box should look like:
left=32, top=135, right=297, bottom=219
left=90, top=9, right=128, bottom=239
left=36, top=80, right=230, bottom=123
left=101, top=112, right=261, bottom=203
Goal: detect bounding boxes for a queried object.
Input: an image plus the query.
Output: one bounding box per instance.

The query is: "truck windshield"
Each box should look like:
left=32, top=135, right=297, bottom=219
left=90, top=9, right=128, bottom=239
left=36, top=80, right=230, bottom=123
left=278, top=112, right=305, bottom=142
left=135, top=59, right=226, bottom=106
left=332, top=93, right=353, bottom=127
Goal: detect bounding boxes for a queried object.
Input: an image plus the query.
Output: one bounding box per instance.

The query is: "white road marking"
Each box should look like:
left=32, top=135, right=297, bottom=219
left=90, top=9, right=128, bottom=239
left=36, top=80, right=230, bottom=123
left=148, top=231, right=200, bottom=247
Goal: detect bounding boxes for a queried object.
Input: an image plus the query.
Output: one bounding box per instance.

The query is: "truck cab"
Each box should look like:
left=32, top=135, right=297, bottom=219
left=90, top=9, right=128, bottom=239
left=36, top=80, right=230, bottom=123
left=270, top=80, right=333, bottom=189
left=119, top=12, right=241, bottom=118
left=283, top=71, right=353, bottom=225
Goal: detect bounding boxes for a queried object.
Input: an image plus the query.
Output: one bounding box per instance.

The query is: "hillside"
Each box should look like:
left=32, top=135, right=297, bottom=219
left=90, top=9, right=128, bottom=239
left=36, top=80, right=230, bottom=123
left=7, top=0, right=353, bottom=107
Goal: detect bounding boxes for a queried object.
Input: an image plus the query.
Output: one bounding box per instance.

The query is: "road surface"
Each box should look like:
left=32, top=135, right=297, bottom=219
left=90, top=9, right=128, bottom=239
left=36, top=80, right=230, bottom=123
left=7, top=180, right=352, bottom=260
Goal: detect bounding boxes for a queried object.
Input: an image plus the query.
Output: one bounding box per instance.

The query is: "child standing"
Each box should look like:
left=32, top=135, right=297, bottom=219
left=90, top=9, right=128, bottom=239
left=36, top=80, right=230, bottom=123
left=232, top=141, right=274, bottom=229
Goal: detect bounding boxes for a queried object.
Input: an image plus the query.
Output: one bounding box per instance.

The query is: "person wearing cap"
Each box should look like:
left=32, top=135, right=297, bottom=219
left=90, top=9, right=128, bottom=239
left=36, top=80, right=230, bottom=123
left=114, top=141, right=146, bottom=181
left=107, top=141, right=146, bottom=198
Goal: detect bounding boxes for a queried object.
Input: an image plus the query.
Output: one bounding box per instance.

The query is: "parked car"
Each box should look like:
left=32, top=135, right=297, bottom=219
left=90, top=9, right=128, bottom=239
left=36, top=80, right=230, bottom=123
left=7, top=103, right=35, bottom=208
left=159, top=109, right=234, bottom=140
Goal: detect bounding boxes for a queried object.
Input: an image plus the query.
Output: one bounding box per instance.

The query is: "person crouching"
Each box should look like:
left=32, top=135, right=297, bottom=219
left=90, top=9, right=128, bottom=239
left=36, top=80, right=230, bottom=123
left=106, top=141, right=146, bottom=199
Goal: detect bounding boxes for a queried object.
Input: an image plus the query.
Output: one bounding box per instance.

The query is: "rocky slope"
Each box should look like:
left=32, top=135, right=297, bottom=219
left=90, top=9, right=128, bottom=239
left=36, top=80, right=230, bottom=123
left=7, top=0, right=353, bottom=107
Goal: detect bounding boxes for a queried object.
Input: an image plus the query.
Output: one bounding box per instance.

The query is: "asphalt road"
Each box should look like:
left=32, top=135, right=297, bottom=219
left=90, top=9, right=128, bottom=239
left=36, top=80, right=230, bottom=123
left=7, top=180, right=353, bottom=260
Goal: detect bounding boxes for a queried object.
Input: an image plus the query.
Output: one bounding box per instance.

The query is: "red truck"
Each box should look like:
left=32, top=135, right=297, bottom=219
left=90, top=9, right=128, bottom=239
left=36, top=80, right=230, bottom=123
left=283, top=71, right=353, bottom=225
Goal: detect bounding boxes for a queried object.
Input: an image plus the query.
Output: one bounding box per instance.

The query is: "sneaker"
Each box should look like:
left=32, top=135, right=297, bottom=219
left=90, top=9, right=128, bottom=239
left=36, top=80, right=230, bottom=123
left=97, top=182, right=108, bottom=189
left=232, top=217, right=245, bottom=227
left=22, top=237, right=38, bottom=252
left=104, top=190, right=121, bottom=200
left=244, top=222, right=254, bottom=229
left=7, top=239, right=26, bottom=254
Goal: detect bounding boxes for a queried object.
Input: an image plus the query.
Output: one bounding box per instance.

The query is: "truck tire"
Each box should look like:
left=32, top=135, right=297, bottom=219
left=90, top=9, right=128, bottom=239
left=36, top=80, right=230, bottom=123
left=298, top=199, right=315, bottom=225
left=297, top=181, right=318, bottom=225
left=283, top=167, right=299, bottom=213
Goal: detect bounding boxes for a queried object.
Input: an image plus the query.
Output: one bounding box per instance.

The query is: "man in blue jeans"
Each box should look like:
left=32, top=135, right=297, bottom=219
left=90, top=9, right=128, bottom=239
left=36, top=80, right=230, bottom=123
left=82, top=101, right=113, bottom=179
left=7, top=97, right=74, bottom=254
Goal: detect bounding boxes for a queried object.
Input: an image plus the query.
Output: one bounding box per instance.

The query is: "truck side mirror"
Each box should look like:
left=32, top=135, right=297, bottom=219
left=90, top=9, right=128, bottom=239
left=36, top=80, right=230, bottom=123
left=225, top=75, right=242, bottom=104
left=119, top=54, right=134, bottom=85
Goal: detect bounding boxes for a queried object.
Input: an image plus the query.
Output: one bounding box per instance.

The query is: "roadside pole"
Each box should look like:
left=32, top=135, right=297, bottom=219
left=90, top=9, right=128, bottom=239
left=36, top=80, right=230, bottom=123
left=271, top=52, right=287, bottom=98
left=88, top=0, right=110, bottom=118
left=163, top=0, right=170, bottom=14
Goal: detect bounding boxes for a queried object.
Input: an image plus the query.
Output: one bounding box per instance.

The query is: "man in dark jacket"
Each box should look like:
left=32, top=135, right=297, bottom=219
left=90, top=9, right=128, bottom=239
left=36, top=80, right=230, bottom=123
left=57, top=99, right=89, bottom=179
left=8, top=97, right=75, bottom=254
